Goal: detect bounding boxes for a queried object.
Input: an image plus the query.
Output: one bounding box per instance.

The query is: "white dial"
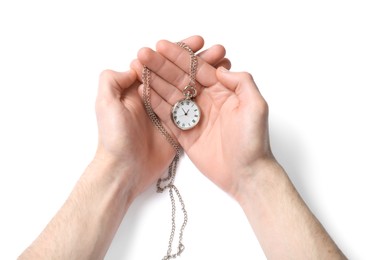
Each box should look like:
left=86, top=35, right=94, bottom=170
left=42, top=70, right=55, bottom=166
left=172, top=99, right=201, bottom=130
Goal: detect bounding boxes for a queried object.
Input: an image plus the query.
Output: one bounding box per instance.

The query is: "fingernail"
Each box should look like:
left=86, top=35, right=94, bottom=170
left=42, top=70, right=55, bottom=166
left=219, top=66, right=229, bottom=73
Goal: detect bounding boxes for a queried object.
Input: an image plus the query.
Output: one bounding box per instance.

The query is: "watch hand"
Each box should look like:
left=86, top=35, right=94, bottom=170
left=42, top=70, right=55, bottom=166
left=186, top=109, right=190, bottom=114
left=181, top=108, right=187, bottom=116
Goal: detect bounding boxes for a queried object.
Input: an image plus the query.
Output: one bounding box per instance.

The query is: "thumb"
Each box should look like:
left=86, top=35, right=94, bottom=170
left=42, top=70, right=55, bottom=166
left=216, top=67, right=262, bottom=99
left=97, top=69, right=138, bottom=100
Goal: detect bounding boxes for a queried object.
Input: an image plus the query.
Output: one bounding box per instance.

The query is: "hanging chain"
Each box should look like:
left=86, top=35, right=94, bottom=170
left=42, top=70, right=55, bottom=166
left=142, top=42, right=197, bottom=260
left=142, top=67, right=181, bottom=155
left=176, top=42, right=197, bottom=87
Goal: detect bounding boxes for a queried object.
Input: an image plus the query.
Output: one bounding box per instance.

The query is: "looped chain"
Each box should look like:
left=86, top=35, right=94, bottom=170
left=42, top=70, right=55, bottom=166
left=142, top=41, right=196, bottom=260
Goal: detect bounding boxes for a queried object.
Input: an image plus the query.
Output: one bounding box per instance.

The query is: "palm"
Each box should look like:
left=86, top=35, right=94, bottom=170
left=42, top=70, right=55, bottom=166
left=185, top=83, right=241, bottom=186
left=96, top=72, right=174, bottom=194
left=180, top=78, right=267, bottom=194
left=117, top=81, right=174, bottom=173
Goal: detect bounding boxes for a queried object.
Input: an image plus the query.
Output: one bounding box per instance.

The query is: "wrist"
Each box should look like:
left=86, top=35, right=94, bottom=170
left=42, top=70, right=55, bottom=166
left=234, top=159, right=289, bottom=206
left=88, top=151, right=138, bottom=205
left=233, top=160, right=346, bottom=259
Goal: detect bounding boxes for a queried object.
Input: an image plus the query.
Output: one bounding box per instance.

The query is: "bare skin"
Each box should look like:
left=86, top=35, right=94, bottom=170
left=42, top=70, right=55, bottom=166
left=131, top=38, right=347, bottom=259
left=18, top=36, right=230, bottom=260
left=19, top=35, right=346, bottom=259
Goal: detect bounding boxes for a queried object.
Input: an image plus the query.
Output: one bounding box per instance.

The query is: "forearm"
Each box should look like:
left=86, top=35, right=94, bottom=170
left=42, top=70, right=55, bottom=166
left=19, top=158, right=135, bottom=260
left=237, top=161, right=346, bottom=260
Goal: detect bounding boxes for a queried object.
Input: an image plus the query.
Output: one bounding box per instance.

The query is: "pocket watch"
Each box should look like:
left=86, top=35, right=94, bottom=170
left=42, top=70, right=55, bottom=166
left=172, top=86, right=201, bottom=130
left=171, top=41, right=200, bottom=131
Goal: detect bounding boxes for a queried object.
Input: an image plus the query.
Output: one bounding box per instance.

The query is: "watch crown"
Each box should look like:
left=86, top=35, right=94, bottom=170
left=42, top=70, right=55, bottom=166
left=183, top=85, right=197, bottom=99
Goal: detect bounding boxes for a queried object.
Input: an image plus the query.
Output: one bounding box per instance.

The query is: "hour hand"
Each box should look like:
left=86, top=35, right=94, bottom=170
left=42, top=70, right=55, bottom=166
left=182, top=108, right=187, bottom=116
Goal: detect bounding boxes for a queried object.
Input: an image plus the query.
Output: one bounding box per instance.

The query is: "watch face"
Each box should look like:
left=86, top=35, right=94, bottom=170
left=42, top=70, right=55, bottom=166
left=172, top=99, right=201, bottom=130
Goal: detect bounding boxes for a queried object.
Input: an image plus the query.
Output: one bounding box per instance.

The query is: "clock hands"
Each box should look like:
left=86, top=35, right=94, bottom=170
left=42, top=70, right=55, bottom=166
left=181, top=107, right=191, bottom=116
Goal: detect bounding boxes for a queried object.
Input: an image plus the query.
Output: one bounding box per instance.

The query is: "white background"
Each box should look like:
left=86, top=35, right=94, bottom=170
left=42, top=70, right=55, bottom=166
left=1, top=0, right=389, bottom=259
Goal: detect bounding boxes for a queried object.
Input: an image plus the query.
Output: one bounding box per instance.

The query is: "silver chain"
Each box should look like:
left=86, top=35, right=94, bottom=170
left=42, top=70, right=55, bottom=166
left=177, top=42, right=198, bottom=88
left=142, top=42, right=197, bottom=260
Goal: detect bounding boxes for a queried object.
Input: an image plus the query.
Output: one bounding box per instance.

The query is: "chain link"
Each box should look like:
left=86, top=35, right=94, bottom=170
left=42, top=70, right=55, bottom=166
left=142, top=42, right=197, bottom=260
left=176, top=42, right=198, bottom=90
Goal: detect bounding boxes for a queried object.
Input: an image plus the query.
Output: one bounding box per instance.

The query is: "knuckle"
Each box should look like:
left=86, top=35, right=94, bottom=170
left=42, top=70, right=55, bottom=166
left=260, top=99, right=269, bottom=115
left=240, top=71, right=254, bottom=82
left=99, top=69, right=114, bottom=81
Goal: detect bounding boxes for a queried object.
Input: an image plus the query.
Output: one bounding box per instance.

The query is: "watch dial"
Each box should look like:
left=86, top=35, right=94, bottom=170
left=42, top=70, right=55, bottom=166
left=172, top=99, right=201, bottom=130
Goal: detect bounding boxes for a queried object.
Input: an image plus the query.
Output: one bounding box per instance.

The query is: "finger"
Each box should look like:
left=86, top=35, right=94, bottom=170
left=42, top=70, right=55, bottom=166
left=216, top=67, right=262, bottom=99
left=130, top=42, right=227, bottom=71
left=137, top=47, right=191, bottom=92
left=130, top=58, right=144, bottom=80
left=137, top=44, right=220, bottom=93
left=131, top=59, right=183, bottom=106
left=129, top=35, right=204, bottom=82
left=137, top=83, right=182, bottom=139
left=97, top=69, right=137, bottom=100
left=130, top=55, right=231, bottom=98
left=214, top=58, right=232, bottom=70
left=173, top=35, right=205, bottom=53
left=132, top=48, right=230, bottom=106
left=156, top=39, right=220, bottom=87
left=197, top=44, right=226, bottom=67
left=132, top=44, right=229, bottom=97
